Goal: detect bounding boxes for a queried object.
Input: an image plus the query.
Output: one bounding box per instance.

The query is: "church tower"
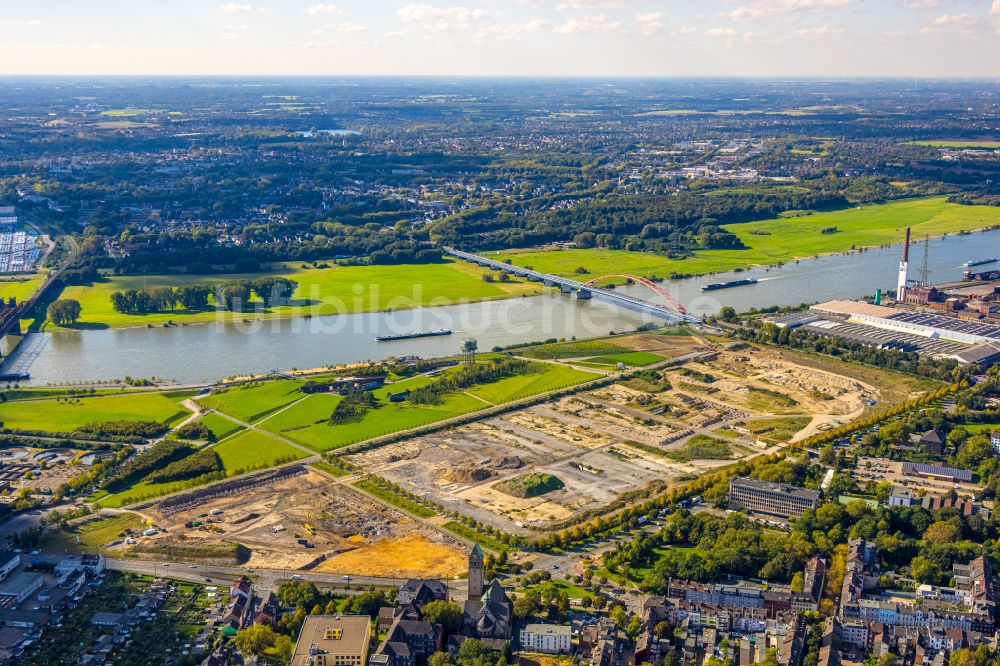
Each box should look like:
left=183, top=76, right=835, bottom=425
left=468, top=543, right=484, bottom=601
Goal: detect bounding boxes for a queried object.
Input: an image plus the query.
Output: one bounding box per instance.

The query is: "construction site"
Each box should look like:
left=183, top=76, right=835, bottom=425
left=345, top=346, right=877, bottom=534
left=134, top=467, right=466, bottom=577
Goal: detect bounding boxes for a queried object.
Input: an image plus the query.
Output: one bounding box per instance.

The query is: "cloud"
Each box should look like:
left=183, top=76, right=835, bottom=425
left=556, top=0, right=625, bottom=10
left=472, top=18, right=550, bottom=42
left=222, top=2, right=254, bottom=13
left=397, top=4, right=489, bottom=31
left=704, top=27, right=738, bottom=36
left=992, top=0, right=1000, bottom=15
left=219, top=23, right=251, bottom=39
left=920, top=12, right=981, bottom=33
left=335, top=23, right=367, bottom=33
left=902, top=0, right=940, bottom=8
left=635, top=11, right=665, bottom=35
left=675, top=25, right=698, bottom=35
left=305, top=4, right=342, bottom=15
left=793, top=24, right=842, bottom=37
left=729, top=0, right=859, bottom=21
left=554, top=14, right=622, bottom=34
left=17, top=19, right=42, bottom=26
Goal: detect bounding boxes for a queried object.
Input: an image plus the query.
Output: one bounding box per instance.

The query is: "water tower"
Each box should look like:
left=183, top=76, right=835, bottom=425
left=462, top=338, right=478, bottom=366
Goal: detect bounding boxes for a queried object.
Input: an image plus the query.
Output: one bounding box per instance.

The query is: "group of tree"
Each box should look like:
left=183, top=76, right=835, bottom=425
left=47, top=299, right=82, bottom=326
left=109, top=277, right=296, bottom=315
left=408, top=357, right=535, bottom=405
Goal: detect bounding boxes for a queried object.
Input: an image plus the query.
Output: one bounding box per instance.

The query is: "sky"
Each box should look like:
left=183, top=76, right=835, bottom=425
left=1, top=0, right=999, bottom=77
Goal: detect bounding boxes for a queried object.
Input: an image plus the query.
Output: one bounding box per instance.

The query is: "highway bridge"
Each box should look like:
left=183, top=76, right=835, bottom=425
left=443, top=247, right=700, bottom=324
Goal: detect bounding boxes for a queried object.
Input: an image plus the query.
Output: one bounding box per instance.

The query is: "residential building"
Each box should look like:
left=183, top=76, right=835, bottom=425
left=292, top=615, right=372, bottom=666
left=991, top=430, right=1000, bottom=453
left=520, top=624, right=571, bottom=654
left=398, top=579, right=448, bottom=608
left=728, top=477, right=821, bottom=519
left=919, top=429, right=946, bottom=456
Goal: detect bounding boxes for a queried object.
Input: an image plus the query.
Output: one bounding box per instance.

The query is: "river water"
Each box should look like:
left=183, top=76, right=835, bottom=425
left=5, top=229, right=998, bottom=385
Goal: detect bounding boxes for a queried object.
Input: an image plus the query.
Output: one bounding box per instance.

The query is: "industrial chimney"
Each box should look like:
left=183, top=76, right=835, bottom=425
left=897, top=227, right=910, bottom=301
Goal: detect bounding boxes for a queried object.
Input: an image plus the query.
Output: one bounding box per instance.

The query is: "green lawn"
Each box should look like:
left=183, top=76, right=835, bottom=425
left=198, top=412, right=244, bottom=440
left=42, top=513, right=146, bottom=554
left=0, top=391, right=190, bottom=433
left=261, top=389, right=483, bottom=452
left=466, top=364, right=599, bottom=404
left=957, top=423, right=999, bottom=435
left=0, top=275, right=43, bottom=303
left=54, top=258, right=541, bottom=329
left=499, top=197, right=1000, bottom=279
left=197, top=379, right=305, bottom=423
left=517, top=340, right=628, bottom=359
left=211, top=429, right=307, bottom=471
left=259, top=365, right=598, bottom=452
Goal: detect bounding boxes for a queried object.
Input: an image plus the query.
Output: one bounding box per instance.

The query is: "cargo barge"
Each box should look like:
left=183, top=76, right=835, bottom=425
left=700, top=277, right=758, bottom=292
left=376, top=328, right=453, bottom=342
left=962, top=258, right=998, bottom=267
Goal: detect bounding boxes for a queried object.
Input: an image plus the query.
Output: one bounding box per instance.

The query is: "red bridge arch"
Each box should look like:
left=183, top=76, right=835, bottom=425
left=582, top=275, right=688, bottom=315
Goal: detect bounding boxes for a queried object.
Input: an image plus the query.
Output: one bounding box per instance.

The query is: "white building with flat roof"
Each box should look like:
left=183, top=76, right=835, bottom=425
left=520, top=624, right=572, bottom=654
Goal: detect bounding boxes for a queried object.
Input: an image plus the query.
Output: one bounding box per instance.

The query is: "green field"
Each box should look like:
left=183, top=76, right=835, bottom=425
left=0, top=391, right=190, bottom=433
left=42, top=513, right=145, bottom=554
left=0, top=275, right=43, bottom=303
left=54, top=259, right=540, bottom=329
left=259, top=381, right=483, bottom=452
left=743, top=416, right=813, bottom=442
left=99, top=108, right=156, bottom=117
left=197, top=379, right=305, bottom=423
left=466, top=364, right=599, bottom=404
left=257, top=364, right=598, bottom=452
left=197, top=412, right=244, bottom=440
left=499, top=197, right=1000, bottom=280
left=211, top=429, right=306, bottom=471
left=908, top=140, right=1000, bottom=148
left=517, top=340, right=628, bottom=359
left=664, top=435, right=738, bottom=462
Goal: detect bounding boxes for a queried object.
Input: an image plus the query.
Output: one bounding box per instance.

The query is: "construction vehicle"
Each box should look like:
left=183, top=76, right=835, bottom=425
left=303, top=522, right=315, bottom=536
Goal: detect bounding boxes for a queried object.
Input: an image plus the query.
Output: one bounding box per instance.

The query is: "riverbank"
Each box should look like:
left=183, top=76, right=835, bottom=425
left=497, top=196, right=1000, bottom=281
left=36, top=196, right=1000, bottom=331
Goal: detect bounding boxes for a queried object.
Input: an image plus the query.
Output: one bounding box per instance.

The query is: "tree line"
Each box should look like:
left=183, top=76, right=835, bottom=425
left=109, top=277, right=297, bottom=314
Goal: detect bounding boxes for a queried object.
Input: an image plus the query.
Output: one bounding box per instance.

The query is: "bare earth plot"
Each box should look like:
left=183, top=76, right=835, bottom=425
left=346, top=346, right=884, bottom=536
left=140, top=470, right=465, bottom=576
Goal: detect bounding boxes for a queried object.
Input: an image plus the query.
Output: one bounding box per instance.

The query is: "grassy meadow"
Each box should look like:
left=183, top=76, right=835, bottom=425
left=0, top=391, right=190, bottom=433
left=0, top=275, right=43, bottom=303
left=53, top=259, right=541, bottom=329
left=197, top=379, right=305, bottom=423
left=499, top=197, right=1000, bottom=279
left=240, top=363, right=599, bottom=452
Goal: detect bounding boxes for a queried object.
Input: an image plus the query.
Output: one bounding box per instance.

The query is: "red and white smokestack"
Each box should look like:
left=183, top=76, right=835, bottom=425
left=897, top=227, right=910, bottom=300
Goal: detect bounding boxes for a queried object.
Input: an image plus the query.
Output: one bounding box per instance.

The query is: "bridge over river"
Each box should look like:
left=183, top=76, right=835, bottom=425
left=443, top=247, right=700, bottom=324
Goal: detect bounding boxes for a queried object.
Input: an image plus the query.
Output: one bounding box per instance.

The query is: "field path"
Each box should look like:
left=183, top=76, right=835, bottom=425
left=198, top=404, right=320, bottom=459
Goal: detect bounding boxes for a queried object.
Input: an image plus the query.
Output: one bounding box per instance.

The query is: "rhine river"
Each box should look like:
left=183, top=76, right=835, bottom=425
left=6, top=229, right=999, bottom=385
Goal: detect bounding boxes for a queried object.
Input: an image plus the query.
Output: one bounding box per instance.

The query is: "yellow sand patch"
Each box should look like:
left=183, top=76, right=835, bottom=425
left=317, top=533, right=466, bottom=579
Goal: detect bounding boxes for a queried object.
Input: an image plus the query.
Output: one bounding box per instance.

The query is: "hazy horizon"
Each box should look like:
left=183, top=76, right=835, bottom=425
left=1, top=0, right=999, bottom=78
